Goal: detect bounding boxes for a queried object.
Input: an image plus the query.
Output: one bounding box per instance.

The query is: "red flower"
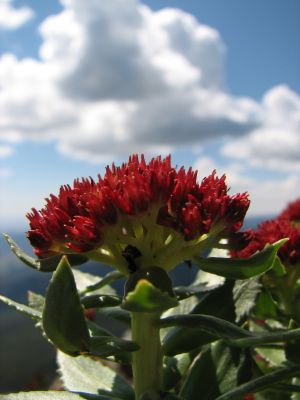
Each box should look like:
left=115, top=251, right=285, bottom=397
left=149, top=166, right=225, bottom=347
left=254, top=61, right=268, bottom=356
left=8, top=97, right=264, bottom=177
left=27, top=155, right=249, bottom=273
left=230, top=217, right=300, bottom=266
left=279, top=198, right=300, bottom=224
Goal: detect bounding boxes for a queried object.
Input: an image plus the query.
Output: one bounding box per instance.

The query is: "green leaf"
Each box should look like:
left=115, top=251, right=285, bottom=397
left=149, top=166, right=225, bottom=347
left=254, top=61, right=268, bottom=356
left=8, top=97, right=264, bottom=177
left=42, top=256, right=90, bottom=355
left=180, top=341, right=250, bottom=400
left=193, top=239, right=287, bottom=280
left=122, top=279, right=178, bottom=313
left=81, top=294, right=121, bottom=309
left=173, top=281, right=222, bottom=300
left=0, top=294, right=42, bottom=320
left=57, top=351, right=134, bottom=400
left=3, top=233, right=87, bottom=271
left=215, top=364, right=300, bottom=400
left=160, top=314, right=300, bottom=348
left=80, top=270, right=123, bottom=295
left=89, top=336, right=139, bottom=357
left=162, top=282, right=236, bottom=356
left=0, top=392, right=114, bottom=400
left=233, top=277, right=262, bottom=322
left=98, top=306, right=131, bottom=325
left=73, top=270, right=117, bottom=296
left=253, top=291, right=278, bottom=320
left=27, top=291, right=45, bottom=313
left=159, top=314, right=253, bottom=343
left=272, top=256, right=287, bottom=277
left=162, top=353, right=194, bottom=391
left=180, top=348, right=219, bottom=400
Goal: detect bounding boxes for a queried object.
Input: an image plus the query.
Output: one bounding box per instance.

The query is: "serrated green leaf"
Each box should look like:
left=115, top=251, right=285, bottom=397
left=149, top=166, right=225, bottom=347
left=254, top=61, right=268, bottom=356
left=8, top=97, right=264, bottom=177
left=42, top=256, right=90, bottom=355
left=57, top=351, right=134, bottom=400
left=89, top=336, right=139, bottom=357
left=233, top=277, right=262, bottom=322
left=215, top=364, right=300, bottom=400
left=0, top=392, right=114, bottom=400
left=122, top=280, right=178, bottom=312
left=194, top=239, right=287, bottom=280
left=0, top=294, right=42, bottom=320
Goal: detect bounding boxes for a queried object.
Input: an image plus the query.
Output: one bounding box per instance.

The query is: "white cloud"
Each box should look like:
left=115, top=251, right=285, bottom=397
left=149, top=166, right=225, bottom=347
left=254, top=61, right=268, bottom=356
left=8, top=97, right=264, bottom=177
left=0, top=0, right=34, bottom=30
left=222, top=85, right=300, bottom=172
left=0, top=0, right=263, bottom=164
left=0, top=0, right=298, bottom=179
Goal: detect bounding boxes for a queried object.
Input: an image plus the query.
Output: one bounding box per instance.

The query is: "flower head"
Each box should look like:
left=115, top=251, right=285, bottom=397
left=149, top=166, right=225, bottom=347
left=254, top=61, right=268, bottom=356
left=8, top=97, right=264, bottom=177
left=27, top=155, right=249, bottom=274
left=230, top=199, right=300, bottom=266
left=279, top=198, right=300, bottom=224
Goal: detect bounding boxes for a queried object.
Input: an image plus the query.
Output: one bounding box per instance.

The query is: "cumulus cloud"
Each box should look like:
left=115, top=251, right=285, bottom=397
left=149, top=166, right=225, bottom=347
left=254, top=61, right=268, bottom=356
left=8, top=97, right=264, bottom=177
left=222, top=85, right=300, bottom=171
left=0, top=0, right=34, bottom=29
left=0, top=0, right=264, bottom=163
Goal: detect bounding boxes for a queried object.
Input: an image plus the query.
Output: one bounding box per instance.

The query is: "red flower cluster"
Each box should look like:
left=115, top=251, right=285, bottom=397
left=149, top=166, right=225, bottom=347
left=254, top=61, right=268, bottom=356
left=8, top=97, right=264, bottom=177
left=27, top=155, right=249, bottom=259
left=231, top=198, right=300, bottom=265
left=279, top=198, right=300, bottom=223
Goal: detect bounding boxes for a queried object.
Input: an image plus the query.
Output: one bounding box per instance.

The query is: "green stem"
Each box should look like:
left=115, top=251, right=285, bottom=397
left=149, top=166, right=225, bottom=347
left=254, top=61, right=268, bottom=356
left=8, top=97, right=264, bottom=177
left=131, top=311, right=163, bottom=400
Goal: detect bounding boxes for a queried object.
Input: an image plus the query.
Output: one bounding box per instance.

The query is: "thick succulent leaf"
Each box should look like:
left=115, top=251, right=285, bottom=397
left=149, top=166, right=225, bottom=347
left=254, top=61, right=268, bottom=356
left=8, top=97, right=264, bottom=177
left=292, top=378, right=300, bottom=399
left=73, top=270, right=117, bottom=296
left=215, top=363, right=300, bottom=400
left=57, top=351, right=134, bottom=400
left=80, top=270, right=123, bottom=295
left=160, top=314, right=300, bottom=348
left=162, top=353, right=193, bottom=391
left=193, top=239, right=287, bottom=279
left=271, top=255, right=287, bottom=276
left=0, top=392, right=115, bottom=400
left=253, top=291, right=278, bottom=320
left=98, top=306, right=131, bottom=325
left=233, top=277, right=262, bottom=322
left=0, top=294, right=42, bottom=320
left=173, top=281, right=222, bottom=300
left=162, top=282, right=235, bottom=355
left=27, top=291, right=45, bottom=313
left=42, top=256, right=90, bottom=355
left=89, top=336, right=139, bottom=357
left=3, top=233, right=87, bottom=271
left=180, top=341, right=250, bottom=400
left=122, top=280, right=178, bottom=313
left=159, top=314, right=253, bottom=343
left=81, top=294, right=121, bottom=309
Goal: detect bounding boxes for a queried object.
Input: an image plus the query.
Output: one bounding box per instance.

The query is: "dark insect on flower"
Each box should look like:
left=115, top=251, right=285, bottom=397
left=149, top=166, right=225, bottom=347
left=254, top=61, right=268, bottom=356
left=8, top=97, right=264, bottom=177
left=122, top=245, right=142, bottom=273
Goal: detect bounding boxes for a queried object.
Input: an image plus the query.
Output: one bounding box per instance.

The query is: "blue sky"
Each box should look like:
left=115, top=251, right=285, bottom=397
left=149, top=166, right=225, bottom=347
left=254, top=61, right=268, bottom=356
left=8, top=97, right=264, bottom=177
left=1, top=0, right=300, bottom=232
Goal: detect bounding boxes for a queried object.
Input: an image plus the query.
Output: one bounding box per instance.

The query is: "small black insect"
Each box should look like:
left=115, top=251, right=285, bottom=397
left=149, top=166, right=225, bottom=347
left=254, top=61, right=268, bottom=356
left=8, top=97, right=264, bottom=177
left=122, top=245, right=142, bottom=273
left=184, top=259, right=192, bottom=268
